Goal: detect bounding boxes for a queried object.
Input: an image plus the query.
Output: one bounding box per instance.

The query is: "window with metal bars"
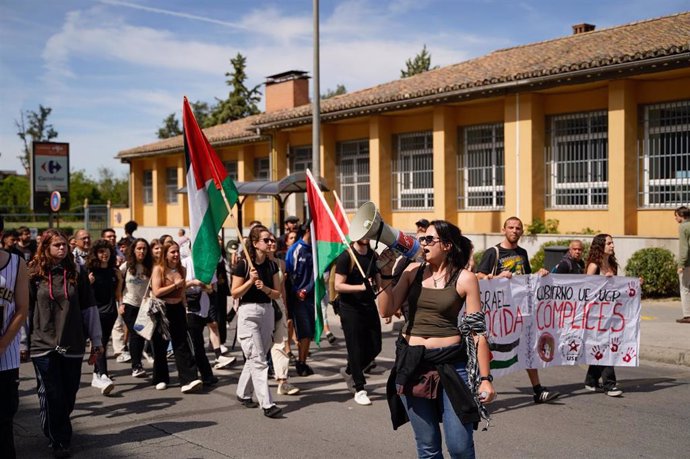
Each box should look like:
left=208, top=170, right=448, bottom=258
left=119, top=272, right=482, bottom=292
left=392, top=132, right=434, bottom=210
left=143, top=170, right=153, bottom=204
left=545, top=111, right=608, bottom=208
left=223, top=160, right=239, bottom=181
left=638, top=100, right=690, bottom=207
left=290, top=146, right=312, bottom=173
left=336, top=139, right=370, bottom=210
left=165, top=167, right=178, bottom=203
left=457, top=123, right=504, bottom=209
left=253, top=157, right=270, bottom=200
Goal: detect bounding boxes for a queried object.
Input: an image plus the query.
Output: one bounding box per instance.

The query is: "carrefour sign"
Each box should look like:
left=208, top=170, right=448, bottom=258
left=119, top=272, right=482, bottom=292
left=32, top=142, right=70, bottom=211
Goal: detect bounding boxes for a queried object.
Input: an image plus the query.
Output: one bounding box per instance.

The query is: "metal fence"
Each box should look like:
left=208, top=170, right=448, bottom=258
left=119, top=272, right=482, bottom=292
left=1, top=203, right=110, bottom=234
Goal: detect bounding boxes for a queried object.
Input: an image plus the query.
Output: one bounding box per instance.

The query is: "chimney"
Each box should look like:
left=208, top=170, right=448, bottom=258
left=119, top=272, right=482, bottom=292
left=264, top=70, right=310, bottom=113
left=572, top=23, right=596, bottom=34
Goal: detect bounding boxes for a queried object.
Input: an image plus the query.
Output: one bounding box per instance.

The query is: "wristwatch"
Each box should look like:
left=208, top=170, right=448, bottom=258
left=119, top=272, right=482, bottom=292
left=479, top=375, right=493, bottom=382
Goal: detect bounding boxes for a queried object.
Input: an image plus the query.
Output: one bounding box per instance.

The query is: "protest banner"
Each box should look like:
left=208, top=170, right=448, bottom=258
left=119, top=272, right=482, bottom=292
left=479, top=274, right=641, bottom=379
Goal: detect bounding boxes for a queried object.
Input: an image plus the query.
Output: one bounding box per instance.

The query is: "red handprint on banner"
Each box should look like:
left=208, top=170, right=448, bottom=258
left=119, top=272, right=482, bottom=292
left=591, top=345, right=605, bottom=361
left=622, top=347, right=637, bottom=363
left=610, top=337, right=621, bottom=353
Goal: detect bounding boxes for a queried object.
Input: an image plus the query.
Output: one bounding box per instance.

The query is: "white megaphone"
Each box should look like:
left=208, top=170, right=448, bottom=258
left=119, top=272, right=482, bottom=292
left=350, top=201, right=421, bottom=260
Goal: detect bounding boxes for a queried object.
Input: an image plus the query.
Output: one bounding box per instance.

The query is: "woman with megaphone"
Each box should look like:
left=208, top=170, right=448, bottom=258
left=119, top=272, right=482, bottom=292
left=378, top=220, right=495, bottom=458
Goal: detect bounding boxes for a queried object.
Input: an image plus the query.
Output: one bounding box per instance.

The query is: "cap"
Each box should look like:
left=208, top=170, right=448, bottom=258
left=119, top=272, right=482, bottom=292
left=415, top=218, right=430, bottom=229
left=285, top=215, right=300, bottom=224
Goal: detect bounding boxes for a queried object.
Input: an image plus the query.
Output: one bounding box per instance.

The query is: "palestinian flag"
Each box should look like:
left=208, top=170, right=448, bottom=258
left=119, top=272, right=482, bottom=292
left=183, top=96, right=238, bottom=284
left=306, top=169, right=348, bottom=343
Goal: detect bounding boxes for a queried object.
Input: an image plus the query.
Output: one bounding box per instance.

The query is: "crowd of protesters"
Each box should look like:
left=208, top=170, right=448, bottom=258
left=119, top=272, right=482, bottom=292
left=0, top=208, right=670, bottom=459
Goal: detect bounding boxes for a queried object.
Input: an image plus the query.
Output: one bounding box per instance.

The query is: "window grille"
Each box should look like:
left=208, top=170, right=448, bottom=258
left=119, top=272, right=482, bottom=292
left=545, top=111, right=608, bottom=208
left=223, top=160, right=239, bottom=181
left=254, top=157, right=270, bottom=200
left=638, top=100, right=690, bottom=207
left=336, top=140, right=370, bottom=210
left=165, top=167, right=178, bottom=204
left=392, top=132, right=434, bottom=210
left=143, top=170, right=153, bottom=204
left=290, top=146, right=312, bottom=173
left=457, top=123, right=504, bottom=209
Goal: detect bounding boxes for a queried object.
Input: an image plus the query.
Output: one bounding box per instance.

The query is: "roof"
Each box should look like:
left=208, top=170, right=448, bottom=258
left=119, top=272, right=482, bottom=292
left=118, top=12, right=690, bottom=160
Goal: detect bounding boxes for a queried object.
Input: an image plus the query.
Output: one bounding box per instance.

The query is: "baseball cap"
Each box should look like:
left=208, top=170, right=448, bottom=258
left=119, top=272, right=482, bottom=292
left=415, top=218, right=430, bottom=229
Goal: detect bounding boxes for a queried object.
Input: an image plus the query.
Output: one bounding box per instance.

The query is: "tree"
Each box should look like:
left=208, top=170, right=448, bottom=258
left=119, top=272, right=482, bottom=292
left=15, top=105, right=58, bottom=177
left=96, top=167, right=129, bottom=206
left=69, top=170, right=102, bottom=210
left=208, top=53, right=262, bottom=125
left=322, top=84, right=347, bottom=99
left=0, top=175, right=31, bottom=212
left=157, top=113, right=182, bottom=139
left=401, top=44, right=439, bottom=78
left=156, top=100, right=211, bottom=138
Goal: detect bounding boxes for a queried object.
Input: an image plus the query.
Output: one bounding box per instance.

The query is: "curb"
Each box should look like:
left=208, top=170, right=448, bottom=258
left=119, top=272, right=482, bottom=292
left=640, top=346, right=689, bottom=368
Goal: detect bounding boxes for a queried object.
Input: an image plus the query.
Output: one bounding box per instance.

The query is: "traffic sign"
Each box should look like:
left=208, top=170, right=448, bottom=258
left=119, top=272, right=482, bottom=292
left=50, top=191, right=62, bottom=212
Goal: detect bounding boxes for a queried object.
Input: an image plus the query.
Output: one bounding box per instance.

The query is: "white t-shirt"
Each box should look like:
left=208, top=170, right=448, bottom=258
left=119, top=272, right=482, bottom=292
left=182, top=257, right=217, bottom=318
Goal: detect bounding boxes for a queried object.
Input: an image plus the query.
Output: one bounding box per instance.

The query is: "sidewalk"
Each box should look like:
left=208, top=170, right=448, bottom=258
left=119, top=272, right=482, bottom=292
left=639, top=298, right=689, bottom=367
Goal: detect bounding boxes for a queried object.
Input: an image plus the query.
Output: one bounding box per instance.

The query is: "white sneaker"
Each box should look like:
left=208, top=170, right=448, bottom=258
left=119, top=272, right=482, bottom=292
left=181, top=379, right=203, bottom=394
left=91, top=373, right=114, bottom=396
left=213, top=355, right=236, bottom=369
left=354, top=390, right=371, bottom=406
left=219, top=345, right=229, bottom=355
left=155, top=382, right=167, bottom=390
left=277, top=382, right=300, bottom=395
left=116, top=351, right=131, bottom=363
left=606, top=387, right=623, bottom=397
left=131, top=367, right=147, bottom=378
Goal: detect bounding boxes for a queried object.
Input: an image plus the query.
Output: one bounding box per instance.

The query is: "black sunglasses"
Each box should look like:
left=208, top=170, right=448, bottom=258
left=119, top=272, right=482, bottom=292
left=418, top=235, right=441, bottom=245
left=262, top=238, right=277, bottom=244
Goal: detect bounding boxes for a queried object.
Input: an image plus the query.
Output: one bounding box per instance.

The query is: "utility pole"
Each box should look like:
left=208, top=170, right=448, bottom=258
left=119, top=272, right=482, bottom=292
left=312, top=0, right=321, bottom=176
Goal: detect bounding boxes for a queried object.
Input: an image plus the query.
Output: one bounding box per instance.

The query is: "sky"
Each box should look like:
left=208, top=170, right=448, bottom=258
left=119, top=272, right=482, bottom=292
left=1, top=0, right=688, bottom=179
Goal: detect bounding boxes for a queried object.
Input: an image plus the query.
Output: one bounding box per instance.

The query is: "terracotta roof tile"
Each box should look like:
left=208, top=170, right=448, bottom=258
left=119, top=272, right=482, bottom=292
left=119, top=12, right=690, bottom=159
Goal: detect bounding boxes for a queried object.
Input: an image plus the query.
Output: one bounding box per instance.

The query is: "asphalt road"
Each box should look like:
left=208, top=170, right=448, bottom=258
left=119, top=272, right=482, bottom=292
left=13, top=322, right=690, bottom=459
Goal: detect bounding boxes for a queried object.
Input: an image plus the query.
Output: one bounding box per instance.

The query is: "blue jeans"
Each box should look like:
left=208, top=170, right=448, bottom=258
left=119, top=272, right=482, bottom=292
left=401, top=362, right=475, bottom=459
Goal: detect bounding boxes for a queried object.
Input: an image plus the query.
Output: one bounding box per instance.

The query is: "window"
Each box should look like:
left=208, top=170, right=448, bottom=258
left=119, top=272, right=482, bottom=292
left=290, top=146, right=312, bottom=173
left=223, top=160, right=238, bottom=181
left=392, top=132, right=434, bottom=210
left=254, top=157, right=270, bottom=200
left=545, top=111, right=608, bottom=208
left=165, top=167, right=178, bottom=204
left=458, top=123, right=504, bottom=209
left=143, top=170, right=153, bottom=204
left=337, top=140, right=370, bottom=210
left=638, top=100, right=690, bottom=207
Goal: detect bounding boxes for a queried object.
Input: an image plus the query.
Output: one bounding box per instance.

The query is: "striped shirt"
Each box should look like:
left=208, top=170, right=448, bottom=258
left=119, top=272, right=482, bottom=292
left=0, top=252, right=21, bottom=370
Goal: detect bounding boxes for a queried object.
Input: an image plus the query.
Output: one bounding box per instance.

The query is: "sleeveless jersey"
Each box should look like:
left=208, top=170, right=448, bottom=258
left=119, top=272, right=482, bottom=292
left=0, top=252, right=21, bottom=370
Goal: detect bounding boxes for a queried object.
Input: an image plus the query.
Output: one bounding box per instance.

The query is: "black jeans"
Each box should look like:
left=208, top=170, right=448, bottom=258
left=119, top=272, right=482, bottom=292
left=95, top=310, right=117, bottom=376
left=186, top=313, right=214, bottom=381
left=165, top=303, right=199, bottom=385
left=339, top=302, right=382, bottom=391
left=210, top=290, right=228, bottom=344
left=585, top=365, right=617, bottom=390
left=32, top=353, right=82, bottom=449
left=122, top=304, right=146, bottom=369
left=0, top=368, right=19, bottom=459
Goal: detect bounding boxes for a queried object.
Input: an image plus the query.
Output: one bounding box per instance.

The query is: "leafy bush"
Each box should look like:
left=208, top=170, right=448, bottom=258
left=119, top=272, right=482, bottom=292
left=530, top=239, right=590, bottom=272
left=625, top=248, right=679, bottom=298
left=526, top=218, right=560, bottom=235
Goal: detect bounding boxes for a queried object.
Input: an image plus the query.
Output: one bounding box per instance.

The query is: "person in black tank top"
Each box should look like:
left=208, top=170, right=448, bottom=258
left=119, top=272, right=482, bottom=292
left=378, top=220, right=495, bottom=458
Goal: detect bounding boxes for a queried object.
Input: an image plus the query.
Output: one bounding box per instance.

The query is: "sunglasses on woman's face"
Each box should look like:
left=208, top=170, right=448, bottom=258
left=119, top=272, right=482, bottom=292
left=262, top=238, right=277, bottom=244
left=418, top=235, right=441, bottom=245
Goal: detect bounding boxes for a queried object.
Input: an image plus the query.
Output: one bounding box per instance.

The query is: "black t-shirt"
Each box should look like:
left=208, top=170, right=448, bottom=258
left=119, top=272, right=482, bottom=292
left=477, top=245, right=531, bottom=275
left=553, top=255, right=585, bottom=274
left=233, top=258, right=278, bottom=304
left=335, top=247, right=378, bottom=307
left=90, top=267, right=118, bottom=314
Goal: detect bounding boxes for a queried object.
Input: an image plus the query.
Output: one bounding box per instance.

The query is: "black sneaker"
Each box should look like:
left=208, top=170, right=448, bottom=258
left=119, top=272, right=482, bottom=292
left=534, top=388, right=560, bottom=404
left=363, top=361, right=377, bottom=374
left=236, top=396, right=259, bottom=408
left=52, top=445, right=71, bottom=458
left=263, top=405, right=283, bottom=418
left=203, top=376, right=219, bottom=387
left=326, top=332, right=337, bottom=344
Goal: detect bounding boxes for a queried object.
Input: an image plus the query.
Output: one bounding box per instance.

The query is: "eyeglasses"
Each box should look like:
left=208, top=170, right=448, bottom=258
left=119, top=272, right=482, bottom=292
left=418, top=235, right=441, bottom=245
left=262, top=238, right=277, bottom=244
left=51, top=243, right=67, bottom=248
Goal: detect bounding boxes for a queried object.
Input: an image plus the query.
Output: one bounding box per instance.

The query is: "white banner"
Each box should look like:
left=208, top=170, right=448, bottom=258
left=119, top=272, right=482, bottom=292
left=479, top=274, right=641, bottom=379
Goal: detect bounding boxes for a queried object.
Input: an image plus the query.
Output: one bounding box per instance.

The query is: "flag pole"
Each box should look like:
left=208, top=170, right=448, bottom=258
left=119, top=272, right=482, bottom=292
left=217, top=179, right=255, bottom=272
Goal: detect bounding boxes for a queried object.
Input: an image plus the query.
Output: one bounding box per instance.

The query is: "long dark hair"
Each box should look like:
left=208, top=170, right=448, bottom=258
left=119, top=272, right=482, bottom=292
left=87, top=239, right=116, bottom=271
left=245, top=225, right=269, bottom=262
left=586, top=233, right=618, bottom=275
left=126, top=238, right=153, bottom=276
left=29, top=228, right=78, bottom=284
left=429, top=220, right=472, bottom=278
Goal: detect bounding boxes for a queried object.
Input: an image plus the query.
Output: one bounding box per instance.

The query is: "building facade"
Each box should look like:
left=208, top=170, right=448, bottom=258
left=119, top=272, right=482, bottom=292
left=118, top=13, right=690, bottom=238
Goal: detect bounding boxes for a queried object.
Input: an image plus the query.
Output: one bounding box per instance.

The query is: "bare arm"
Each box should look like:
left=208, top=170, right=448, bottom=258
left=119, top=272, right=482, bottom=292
left=586, top=263, right=598, bottom=275
left=0, top=258, right=29, bottom=355
left=334, top=272, right=367, bottom=294
left=152, top=266, right=183, bottom=297
left=377, top=263, right=419, bottom=318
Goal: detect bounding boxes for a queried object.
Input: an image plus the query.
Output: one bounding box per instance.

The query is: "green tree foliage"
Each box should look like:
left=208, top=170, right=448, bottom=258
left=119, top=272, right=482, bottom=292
left=526, top=218, right=560, bottom=235
left=157, top=113, right=182, bottom=139
left=625, top=248, right=679, bottom=298
left=191, top=100, right=212, bottom=127
left=322, top=84, right=347, bottom=99
left=96, top=167, right=129, bottom=206
left=0, top=175, right=31, bottom=212
left=208, top=53, right=262, bottom=125
left=401, top=44, right=439, bottom=78
left=15, top=105, right=58, bottom=177
left=69, top=170, right=102, bottom=210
